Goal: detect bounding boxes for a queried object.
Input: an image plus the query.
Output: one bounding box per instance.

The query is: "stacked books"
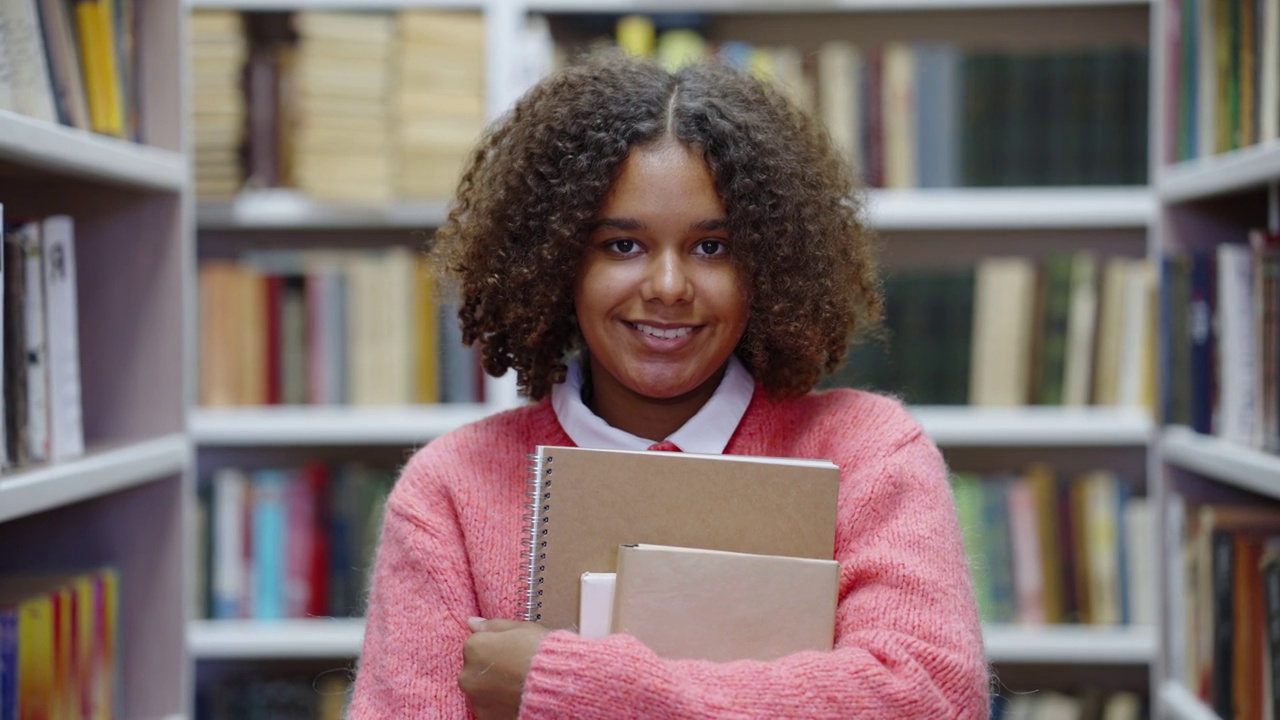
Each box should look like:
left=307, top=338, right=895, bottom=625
left=395, top=11, right=487, bottom=201
left=291, top=12, right=395, bottom=206
left=191, top=12, right=248, bottom=201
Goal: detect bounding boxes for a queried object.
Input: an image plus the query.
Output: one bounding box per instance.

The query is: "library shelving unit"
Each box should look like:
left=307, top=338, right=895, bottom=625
left=183, top=0, right=1162, bottom=707
left=0, top=0, right=191, bottom=715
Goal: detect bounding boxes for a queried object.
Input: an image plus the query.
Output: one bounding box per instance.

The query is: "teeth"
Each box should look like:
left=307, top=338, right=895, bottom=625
left=633, top=323, right=693, bottom=339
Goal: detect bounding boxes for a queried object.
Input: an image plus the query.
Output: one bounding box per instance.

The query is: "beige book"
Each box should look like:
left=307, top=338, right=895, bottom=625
left=522, top=445, right=840, bottom=631
left=817, top=41, right=862, bottom=174
left=400, top=10, right=484, bottom=47
left=612, top=544, right=838, bottom=662
left=190, top=10, right=242, bottom=37
left=1062, top=252, right=1099, bottom=407
left=294, top=11, right=395, bottom=44
left=396, top=91, right=485, bottom=119
left=881, top=42, right=917, bottom=190
left=1092, top=257, right=1129, bottom=406
left=969, top=257, right=1037, bottom=406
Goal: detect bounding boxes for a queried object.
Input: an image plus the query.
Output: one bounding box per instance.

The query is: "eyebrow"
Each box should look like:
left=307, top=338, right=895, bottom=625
left=590, top=217, right=729, bottom=233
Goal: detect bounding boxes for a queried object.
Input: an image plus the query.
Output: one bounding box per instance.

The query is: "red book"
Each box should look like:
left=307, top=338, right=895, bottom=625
left=264, top=275, right=284, bottom=405
left=304, top=462, right=331, bottom=618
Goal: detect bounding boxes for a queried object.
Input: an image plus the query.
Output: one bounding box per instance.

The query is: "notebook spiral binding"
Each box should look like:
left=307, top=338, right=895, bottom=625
left=519, top=451, right=552, bottom=622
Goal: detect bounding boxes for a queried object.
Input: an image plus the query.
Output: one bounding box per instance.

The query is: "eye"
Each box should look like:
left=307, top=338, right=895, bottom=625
left=607, top=239, right=638, bottom=254
left=694, top=240, right=728, bottom=257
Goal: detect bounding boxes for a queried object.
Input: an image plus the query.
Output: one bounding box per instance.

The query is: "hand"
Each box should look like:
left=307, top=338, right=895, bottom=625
left=459, top=617, right=550, bottom=720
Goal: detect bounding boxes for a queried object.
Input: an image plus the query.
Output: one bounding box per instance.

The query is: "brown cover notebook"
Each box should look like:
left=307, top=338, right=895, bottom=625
left=521, top=445, right=840, bottom=631
left=612, top=544, right=839, bottom=661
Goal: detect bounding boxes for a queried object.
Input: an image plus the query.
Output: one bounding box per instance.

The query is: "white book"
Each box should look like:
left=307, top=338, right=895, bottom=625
left=1216, top=243, right=1258, bottom=445
left=0, top=0, right=58, bottom=122
left=1122, top=498, right=1154, bottom=627
left=1063, top=253, right=1099, bottom=407
left=18, top=221, right=48, bottom=463
left=1197, top=0, right=1217, bottom=157
left=1115, top=260, right=1152, bottom=408
left=41, top=216, right=82, bottom=462
left=578, top=572, right=616, bottom=640
left=1261, top=0, right=1279, bottom=143
left=212, top=467, right=248, bottom=619
left=817, top=41, right=862, bottom=176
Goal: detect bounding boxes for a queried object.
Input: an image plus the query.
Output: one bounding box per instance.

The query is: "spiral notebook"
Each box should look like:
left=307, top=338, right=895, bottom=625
left=521, top=445, right=840, bottom=630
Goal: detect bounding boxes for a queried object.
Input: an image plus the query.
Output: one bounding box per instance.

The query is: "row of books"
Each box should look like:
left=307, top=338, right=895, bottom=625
left=1164, top=0, right=1280, bottom=163
left=822, top=253, right=1154, bottom=408
left=198, top=249, right=482, bottom=408
left=196, top=673, right=350, bottom=720
left=1162, top=230, right=1280, bottom=450
left=1168, top=500, right=1280, bottom=720
left=572, top=14, right=1148, bottom=188
left=951, top=467, right=1151, bottom=627
left=1, top=209, right=85, bottom=472
left=0, top=568, right=120, bottom=720
left=191, top=9, right=485, bottom=205
left=198, top=462, right=394, bottom=620
left=0, top=0, right=139, bottom=138
left=991, top=690, right=1145, bottom=720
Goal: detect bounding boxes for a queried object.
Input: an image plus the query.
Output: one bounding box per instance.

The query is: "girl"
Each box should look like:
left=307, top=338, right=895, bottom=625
left=349, top=52, right=988, bottom=719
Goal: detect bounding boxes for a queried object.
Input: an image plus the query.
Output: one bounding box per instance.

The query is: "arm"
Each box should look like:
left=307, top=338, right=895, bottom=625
left=348, top=455, right=475, bottom=719
left=517, top=430, right=989, bottom=720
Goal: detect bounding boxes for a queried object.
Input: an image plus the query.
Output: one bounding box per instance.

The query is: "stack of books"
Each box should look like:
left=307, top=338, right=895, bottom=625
left=191, top=12, right=248, bottom=201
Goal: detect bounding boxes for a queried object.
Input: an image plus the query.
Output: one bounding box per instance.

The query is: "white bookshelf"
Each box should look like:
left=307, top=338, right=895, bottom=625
left=186, top=0, right=480, bottom=8
left=189, top=404, right=498, bottom=445
left=867, top=188, right=1154, bottom=231
left=524, top=0, right=1149, bottom=12
left=1158, top=141, right=1280, bottom=204
left=196, top=189, right=450, bottom=230
left=189, top=618, right=365, bottom=659
left=0, top=435, right=189, bottom=524
left=1157, top=681, right=1221, bottom=720
left=983, top=624, right=1154, bottom=664
left=1161, top=426, right=1280, bottom=501
left=911, top=406, right=1153, bottom=447
left=0, top=111, right=186, bottom=192
left=188, top=617, right=1152, bottom=663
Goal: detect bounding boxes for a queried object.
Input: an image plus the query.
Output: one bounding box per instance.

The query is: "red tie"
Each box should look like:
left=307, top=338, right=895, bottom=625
left=646, top=440, right=682, bottom=452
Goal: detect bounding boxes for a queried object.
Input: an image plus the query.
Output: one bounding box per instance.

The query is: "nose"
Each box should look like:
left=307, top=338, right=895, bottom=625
left=642, top=248, right=694, bottom=305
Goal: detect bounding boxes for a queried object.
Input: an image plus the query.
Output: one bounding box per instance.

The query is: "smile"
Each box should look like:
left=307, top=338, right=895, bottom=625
left=629, top=322, right=697, bottom=339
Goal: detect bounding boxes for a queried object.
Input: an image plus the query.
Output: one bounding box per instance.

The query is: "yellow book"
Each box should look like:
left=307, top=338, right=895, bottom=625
left=615, top=15, right=655, bottom=58
left=17, top=592, right=57, bottom=720
left=415, top=257, right=439, bottom=404
left=95, top=570, right=118, bottom=720
left=73, top=0, right=125, bottom=137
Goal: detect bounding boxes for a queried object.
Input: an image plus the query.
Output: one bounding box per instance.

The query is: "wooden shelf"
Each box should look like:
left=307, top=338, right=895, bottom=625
left=190, top=404, right=499, bottom=446
left=867, top=187, right=1154, bottom=230
left=527, top=0, right=1150, bottom=12
left=0, top=434, right=190, bottom=524
left=196, top=189, right=450, bottom=230
left=983, top=624, right=1153, bottom=664
left=1159, top=140, right=1280, bottom=203
left=188, top=618, right=1152, bottom=661
left=1157, top=681, right=1221, bottom=720
left=1161, top=425, right=1280, bottom=500
left=0, top=111, right=185, bottom=192
left=910, top=406, right=1153, bottom=446
left=189, top=618, right=365, bottom=659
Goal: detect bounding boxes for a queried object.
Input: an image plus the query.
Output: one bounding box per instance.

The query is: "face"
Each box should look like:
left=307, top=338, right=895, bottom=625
left=575, top=139, right=750, bottom=407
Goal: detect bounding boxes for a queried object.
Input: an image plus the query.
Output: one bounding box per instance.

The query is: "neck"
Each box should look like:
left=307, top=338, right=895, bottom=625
left=583, top=356, right=727, bottom=443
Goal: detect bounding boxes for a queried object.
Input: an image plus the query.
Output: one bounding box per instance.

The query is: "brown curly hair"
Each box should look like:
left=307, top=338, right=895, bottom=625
left=431, top=50, right=882, bottom=400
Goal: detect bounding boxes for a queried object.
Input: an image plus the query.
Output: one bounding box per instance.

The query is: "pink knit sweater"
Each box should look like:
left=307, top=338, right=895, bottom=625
left=349, top=388, right=989, bottom=719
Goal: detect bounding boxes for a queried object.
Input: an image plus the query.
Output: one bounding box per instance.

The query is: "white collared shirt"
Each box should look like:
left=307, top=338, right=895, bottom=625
left=550, top=354, right=755, bottom=454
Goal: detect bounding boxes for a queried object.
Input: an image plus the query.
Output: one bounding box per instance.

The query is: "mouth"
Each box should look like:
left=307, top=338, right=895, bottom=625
left=626, top=321, right=699, bottom=340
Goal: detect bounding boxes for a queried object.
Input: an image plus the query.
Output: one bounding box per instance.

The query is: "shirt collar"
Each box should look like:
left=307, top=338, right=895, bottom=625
left=551, top=354, right=755, bottom=454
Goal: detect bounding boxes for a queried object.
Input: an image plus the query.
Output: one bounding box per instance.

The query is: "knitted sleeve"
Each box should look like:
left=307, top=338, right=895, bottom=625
left=347, top=448, right=475, bottom=719
left=517, top=430, right=990, bottom=720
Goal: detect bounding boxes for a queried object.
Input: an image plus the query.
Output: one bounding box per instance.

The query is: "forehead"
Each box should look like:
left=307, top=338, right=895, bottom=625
left=599, top=141, right=726, bottom=220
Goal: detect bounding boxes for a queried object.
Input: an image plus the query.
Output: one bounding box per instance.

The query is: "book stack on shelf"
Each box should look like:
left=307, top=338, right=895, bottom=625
left=188, top=8, right=486, bottom=207
left=192, top=11, right=248, bottom=201
left=197, top=461, right=394, bottom=622
left=994, top=689, right=1146, bottom=719
left=952, top=466, right=1152, bottom=630
left=0, top=0, right=140, bottom=138
left=1155, top=0, right=1280, bottom=718
left=823, top=253, right=1154, bottom=409
left=3, top=214, right=85, bottom=472
left=1, top=0, right=188, bottom=711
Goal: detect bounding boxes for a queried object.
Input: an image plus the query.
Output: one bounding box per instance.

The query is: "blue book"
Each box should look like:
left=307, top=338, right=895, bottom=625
left=0, top=608, right=14, bottom=720
left=252, top=470, right=289, bottom=620
left=1189, top=251, right=1216, bottom=435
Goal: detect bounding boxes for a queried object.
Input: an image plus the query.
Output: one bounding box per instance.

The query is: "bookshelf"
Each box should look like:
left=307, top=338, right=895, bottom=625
left=0, top=0, right=190, bottom=716
left=182, top=0, right=1162, bottom=713
left=187, top=617, right=1154, bottom=664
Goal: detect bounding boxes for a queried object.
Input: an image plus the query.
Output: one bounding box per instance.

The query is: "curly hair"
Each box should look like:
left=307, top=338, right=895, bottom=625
left=431, top=50, right=882, bottom=400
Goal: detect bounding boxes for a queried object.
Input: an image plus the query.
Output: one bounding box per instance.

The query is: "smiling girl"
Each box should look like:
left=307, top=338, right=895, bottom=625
left=349, top=52, right=989, bottom=719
